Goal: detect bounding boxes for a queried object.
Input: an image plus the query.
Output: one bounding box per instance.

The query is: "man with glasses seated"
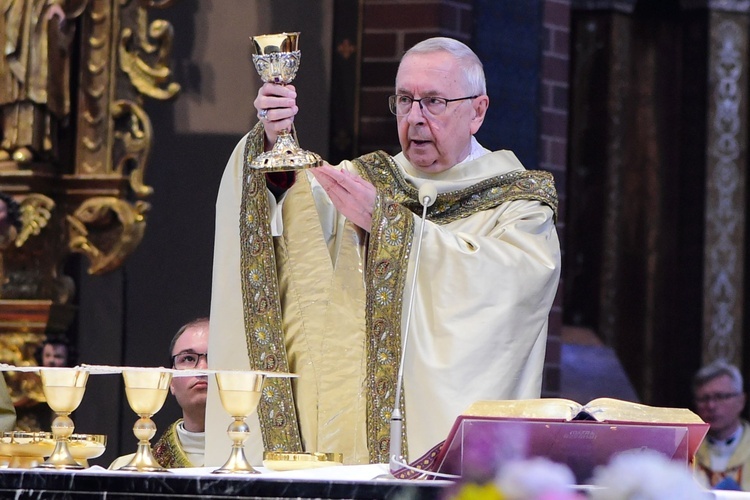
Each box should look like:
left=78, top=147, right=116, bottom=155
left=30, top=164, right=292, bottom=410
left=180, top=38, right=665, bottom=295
left=208, top=37, right=561, bottom=467
left=110, top=318, right=209, bottom=469
left=693, top=360, right=750, bottom=490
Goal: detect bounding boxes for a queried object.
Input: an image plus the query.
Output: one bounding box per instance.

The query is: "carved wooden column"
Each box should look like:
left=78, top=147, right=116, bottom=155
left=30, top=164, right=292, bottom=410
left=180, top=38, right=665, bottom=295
left=0, top=0, right=179, bottom=428
left=681, top=0, right=750, bottom=368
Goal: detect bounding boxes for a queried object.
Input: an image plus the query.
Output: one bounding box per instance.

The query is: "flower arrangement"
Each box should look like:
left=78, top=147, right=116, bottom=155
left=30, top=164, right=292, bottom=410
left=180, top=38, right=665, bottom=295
left=446, top=449, right=708, bottom=499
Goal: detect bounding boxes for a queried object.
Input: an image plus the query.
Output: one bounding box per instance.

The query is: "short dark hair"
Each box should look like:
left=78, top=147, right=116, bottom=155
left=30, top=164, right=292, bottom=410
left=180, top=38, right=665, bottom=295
left=169, top=317, right=209, bottom=362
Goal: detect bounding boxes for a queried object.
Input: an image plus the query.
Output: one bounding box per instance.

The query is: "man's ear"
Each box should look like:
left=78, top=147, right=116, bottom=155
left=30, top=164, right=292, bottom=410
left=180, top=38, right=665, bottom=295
left=169, top=382, right=175, bottom=396
left=470, top=95, right=489, bottom=135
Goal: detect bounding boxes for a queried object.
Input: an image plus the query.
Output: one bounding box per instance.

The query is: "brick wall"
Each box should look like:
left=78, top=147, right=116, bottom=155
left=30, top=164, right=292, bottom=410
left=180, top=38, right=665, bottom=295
left=357, top=0, right=571, bottom=396
left=358, top=0, right=474, bottom=155
left=540, top=0, right=571, bottom=396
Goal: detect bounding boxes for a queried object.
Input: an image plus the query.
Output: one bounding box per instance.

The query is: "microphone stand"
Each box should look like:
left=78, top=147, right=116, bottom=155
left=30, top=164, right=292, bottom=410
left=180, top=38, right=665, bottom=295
left=389, top=184, right=436, bottom=475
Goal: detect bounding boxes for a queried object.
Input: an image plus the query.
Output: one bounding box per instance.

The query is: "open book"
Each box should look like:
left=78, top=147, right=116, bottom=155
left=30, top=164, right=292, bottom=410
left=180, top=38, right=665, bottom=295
left=420, top=398, right=709, bottom=482
left=462, top=397, right=705, bottom=425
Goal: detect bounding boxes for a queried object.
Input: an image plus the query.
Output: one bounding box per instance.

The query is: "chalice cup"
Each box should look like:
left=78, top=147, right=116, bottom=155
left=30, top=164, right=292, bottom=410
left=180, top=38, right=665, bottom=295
left=251, top=32, right=322, bottom=171
left=212, top=370, right=265, bottom=474
left=120, top=369, right=172, bottom=472
left=37, top=368, right=89, bottom=469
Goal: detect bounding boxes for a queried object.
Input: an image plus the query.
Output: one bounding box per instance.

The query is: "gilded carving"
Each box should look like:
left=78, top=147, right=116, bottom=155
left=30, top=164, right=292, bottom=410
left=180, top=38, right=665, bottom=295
left=704, top=15, right=747, bottom=364
left=15, top=194, right=54, bottom=248
left=67, top=197, right=149, bottom=275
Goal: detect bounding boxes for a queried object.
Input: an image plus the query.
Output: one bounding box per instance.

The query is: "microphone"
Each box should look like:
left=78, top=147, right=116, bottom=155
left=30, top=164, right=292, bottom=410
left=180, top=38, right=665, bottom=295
left=389, top=183, right=437, bottom=474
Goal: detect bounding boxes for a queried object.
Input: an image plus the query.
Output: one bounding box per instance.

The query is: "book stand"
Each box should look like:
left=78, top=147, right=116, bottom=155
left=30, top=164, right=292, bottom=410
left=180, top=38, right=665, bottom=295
left=431, top=416, right=708, bottom=483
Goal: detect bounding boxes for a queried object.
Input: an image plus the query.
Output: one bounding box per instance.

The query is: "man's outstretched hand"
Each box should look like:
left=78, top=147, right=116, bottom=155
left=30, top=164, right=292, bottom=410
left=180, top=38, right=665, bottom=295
left=311, top=164, right=376, bottom=232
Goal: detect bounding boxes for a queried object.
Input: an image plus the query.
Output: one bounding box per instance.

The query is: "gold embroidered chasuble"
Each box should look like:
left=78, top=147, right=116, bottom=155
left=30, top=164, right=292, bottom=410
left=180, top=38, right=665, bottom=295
left=151, top=419, right=193, bottom=469
left=234, top=124, right=558, bottom=464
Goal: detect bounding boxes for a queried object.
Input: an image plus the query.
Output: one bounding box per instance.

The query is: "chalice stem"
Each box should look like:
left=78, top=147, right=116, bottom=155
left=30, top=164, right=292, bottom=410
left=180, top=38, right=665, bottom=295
left=37, top=413, right=82, bottom=469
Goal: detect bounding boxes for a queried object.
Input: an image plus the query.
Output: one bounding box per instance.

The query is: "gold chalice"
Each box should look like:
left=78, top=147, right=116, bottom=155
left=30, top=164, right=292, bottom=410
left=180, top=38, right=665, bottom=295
left=212, top=370, right=265, bottom=474
left=36, top=367, right=89, bottom=469
left=250, top=32, right=322, bottom=171
left=119, top=368, right=172, bottom=472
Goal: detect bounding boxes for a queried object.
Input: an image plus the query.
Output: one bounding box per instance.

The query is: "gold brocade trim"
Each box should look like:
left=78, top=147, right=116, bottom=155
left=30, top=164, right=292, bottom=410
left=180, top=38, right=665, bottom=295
left=353, top=151, right=559, bottom=463
left=354, top=152, right=415, bottom=464
left=240, top=123, right=303, bottom=453
left=151, top=420, right=192, bottom=468
left=358, top=151, right=559, bottom=223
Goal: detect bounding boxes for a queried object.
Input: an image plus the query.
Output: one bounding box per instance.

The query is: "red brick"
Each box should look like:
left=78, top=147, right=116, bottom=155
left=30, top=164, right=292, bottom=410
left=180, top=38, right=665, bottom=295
left=541, top=110, right=568, bottom=137
left=361, top=61, right=401, bottom=88
left=542, top=55, right=569, bottom=81
left=363, top=33, right=399, bottom=59
left=549, top=28, right=570, bottom=56
left=360, top=89, right=394, bottom=116
left=364, top=3, right=442, bottom=30
left=544, top=0, right=571, bottom=27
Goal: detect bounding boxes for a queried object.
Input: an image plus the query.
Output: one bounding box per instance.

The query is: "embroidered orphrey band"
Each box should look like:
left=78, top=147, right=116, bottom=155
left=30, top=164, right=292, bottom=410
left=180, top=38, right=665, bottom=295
left=240, top=124, right=303, bottom=453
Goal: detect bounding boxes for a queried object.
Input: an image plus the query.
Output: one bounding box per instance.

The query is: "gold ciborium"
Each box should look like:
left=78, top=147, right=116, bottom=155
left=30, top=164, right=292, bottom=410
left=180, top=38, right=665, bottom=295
left=36, top=368, right=89, bottom=470
left=250, top=32, right=322, bottom=171
left=119, top=368, right=172, bottom=472
left=212, top=370, right=265, bottom=474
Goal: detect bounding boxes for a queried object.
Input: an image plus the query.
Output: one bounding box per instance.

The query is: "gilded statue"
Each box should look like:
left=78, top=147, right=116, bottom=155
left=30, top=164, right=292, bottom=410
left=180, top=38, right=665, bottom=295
left=0, top=0, right=87, bottom=163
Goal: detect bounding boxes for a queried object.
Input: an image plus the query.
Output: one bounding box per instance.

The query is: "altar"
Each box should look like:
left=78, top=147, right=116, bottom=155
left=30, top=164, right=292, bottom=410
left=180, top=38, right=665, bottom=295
left=0, top=464, right=447, bottom=499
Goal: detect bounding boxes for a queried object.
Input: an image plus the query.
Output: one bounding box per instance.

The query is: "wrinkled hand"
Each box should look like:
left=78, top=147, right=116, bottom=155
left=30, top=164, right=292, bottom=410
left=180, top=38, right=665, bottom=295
left=254, top=82, right=298, bottom=150
left=311, top=163, right=377, bottom=232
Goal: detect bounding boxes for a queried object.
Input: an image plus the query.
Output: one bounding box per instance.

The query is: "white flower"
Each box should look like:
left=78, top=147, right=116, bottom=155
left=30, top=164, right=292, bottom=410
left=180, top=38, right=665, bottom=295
left=588, top=450, right=709, bottom=500
left=496, top=457, right=578, bottom=499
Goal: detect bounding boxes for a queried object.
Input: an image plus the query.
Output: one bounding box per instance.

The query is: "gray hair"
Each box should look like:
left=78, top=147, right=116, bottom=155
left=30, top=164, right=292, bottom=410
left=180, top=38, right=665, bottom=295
left=400, top=37, right=486, bottom=96
left=693, top=360, right=744, bottom=393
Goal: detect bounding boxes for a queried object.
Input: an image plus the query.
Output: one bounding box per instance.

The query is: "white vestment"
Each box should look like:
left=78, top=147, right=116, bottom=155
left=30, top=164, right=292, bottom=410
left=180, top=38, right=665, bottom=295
left=206, top=127, right=561, bottom=466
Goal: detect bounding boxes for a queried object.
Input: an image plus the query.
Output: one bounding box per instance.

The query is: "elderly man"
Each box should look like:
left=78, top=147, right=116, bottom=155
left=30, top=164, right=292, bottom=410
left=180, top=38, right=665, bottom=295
left=111, top=318, right=208, bottom=469
left=207, top=37, right=561, bottom=467
left=694, top=360, right=750, bottom=490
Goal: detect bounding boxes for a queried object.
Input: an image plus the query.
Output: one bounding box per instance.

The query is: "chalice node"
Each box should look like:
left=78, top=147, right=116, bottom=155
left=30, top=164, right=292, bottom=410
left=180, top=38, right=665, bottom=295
left=37, top=367, right=89, bottom=470
left=250, top=32, right=322, bottom=171
left=119, top=368, right=173, bottom=472
left=212, top=370, right=265, bottom=474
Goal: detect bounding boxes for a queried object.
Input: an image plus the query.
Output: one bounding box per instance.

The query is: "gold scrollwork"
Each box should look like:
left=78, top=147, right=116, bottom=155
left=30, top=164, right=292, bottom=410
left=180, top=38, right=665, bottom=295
left=67, top=198, right=150, bottom=275
left=118, top=20, right=181, bottom=100
left=113, top=100, right=154, bottom=197
left=15, top=195, right=55, bottom=248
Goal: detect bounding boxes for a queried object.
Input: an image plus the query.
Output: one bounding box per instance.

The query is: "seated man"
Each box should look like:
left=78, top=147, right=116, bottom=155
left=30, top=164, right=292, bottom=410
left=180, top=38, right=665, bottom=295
left=693, top=360, right=750, bottom=490
left=110, top=318, right=209, bottom=469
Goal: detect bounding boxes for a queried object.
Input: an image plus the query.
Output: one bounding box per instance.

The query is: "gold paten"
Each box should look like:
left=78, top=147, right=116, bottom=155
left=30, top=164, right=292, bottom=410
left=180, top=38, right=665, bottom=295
left=0, top=431, right=106, bottom=469
left=263, top=452, right=344, bottom=471
left=250, top=32, right=322, bottom=171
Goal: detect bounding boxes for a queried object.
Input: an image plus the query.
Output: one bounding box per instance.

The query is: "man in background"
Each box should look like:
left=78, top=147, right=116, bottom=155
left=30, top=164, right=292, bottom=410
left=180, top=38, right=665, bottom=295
left=694, top=360, right=750, bottom=490
left=39, top=337, right=71, bottom=367
left=111, top=318, right=208, bottom=469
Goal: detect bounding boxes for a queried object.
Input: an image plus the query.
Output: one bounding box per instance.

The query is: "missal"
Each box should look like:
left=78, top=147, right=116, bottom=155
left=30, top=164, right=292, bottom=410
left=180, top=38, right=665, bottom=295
left=461, top=397, right=705, bottom=425
left=400, top=398, right=710, bottom=482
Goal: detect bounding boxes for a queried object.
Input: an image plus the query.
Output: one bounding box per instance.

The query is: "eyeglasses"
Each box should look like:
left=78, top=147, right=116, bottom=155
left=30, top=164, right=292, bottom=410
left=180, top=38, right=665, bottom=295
left=695, top=392, right=741, bottom=405
left=388, top=94, right=478, bottom=116
left=171, top=351, right=208, bottom=370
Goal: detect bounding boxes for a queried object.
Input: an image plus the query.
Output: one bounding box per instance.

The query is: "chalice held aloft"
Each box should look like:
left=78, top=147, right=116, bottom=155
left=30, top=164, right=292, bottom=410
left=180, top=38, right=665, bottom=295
left=250, top=32, right=322, bottom=171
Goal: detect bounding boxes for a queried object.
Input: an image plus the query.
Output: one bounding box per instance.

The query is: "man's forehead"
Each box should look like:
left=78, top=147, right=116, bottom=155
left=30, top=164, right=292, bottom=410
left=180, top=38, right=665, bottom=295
left=173, top=325, right=209, bottom=351
left=697, top=373, right=736, bottom=391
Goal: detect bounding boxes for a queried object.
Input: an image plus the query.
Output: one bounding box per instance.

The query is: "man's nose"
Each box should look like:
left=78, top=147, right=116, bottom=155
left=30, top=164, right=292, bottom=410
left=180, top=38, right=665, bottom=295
left=197, top=354, right=209, bottom=368
left=406, top=100, right=426, bottom=124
